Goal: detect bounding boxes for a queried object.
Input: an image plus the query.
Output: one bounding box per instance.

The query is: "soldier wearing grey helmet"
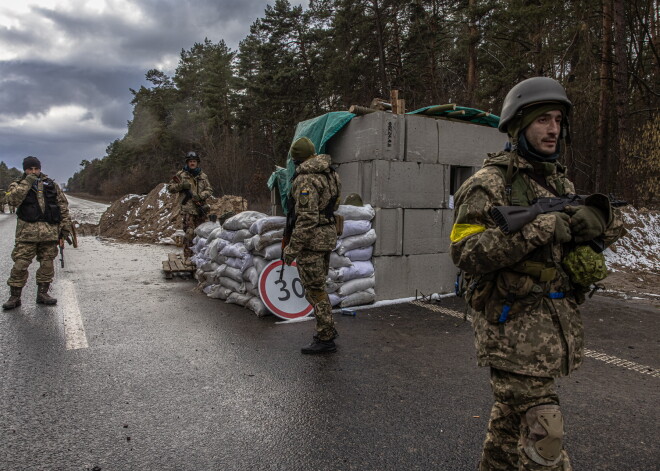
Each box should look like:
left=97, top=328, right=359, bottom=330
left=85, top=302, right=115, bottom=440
left=450, top=77, right=625, bottom=470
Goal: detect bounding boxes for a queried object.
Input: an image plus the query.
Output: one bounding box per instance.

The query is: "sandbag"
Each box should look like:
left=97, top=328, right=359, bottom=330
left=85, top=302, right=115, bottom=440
left=250, top=216, right=286, bottom=235
left=200, top=261, right=218, bottom=272
left=330, top=252, right=352, bottom=268
left=253, top=256, right=269, bottom=274
left=246, top=297, right=269, bottom=317
left=225, top=255, right=254, bottom=272
left=195, top=221, right=221, bottom=238
left=222, top=265, right=244, bottom=283
left=226, top=292, right=253, bottom=307
left=207, top=239, right=221, bottom=260
left=224, top=211, right=268, bottom=231
left=256, top=229, right=284, bottom=251
left=335, top=204, right=375, bottom=221
left=338, top=276, right=375, bottom=297
left=336, top=261, right=374, bottom=282
left=326, top=280, right=342, bottom=294
left=339, top=220, right=372, bottom=239
left=207, top=285, right=233, bottom=300
left=243, top=266, right=259, bottom=286
left=340, top=288, right=375, bottom=307
left=344, top=246, right=373, bottom=262
left=244, top=234, right=259, bottom=252
left=328, top=293, right=342, bottom=307
left=220, top=243, right=249, bottom=259
left=207, top=226, right=224, bottom=242
left=257, top=242, right=282, bottom=261
left=219, top=230, right=236, bottom=241
left=231, top=229, right=253, bottom=243
left=337, top=229, right=377, bottom=255
left=219, top=276, right=245, bottom=293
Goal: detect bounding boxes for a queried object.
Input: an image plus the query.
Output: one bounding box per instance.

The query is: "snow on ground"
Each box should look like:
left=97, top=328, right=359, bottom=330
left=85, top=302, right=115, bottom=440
left=66, top=195, right=110, bottom=225
left=605, top=207, right=660, bottom=273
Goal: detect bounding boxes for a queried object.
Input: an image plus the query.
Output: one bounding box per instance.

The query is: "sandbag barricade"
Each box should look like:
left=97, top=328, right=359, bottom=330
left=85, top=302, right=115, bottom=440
left=189, top=206, right=377, bottom=316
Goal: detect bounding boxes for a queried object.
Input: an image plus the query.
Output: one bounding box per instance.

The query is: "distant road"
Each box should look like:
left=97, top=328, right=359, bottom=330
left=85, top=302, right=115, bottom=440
left=66, top=194, right=110, bottom=225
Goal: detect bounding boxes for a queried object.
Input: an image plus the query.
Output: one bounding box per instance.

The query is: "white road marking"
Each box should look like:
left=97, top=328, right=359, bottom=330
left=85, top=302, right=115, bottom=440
left=410, top=301, right=659, bottom=378
left=59, top=279, right=89, bottom=350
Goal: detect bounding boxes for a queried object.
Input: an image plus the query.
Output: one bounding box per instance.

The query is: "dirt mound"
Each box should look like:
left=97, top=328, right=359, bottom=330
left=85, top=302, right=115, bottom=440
left=98, top=183, right=247, bottom=243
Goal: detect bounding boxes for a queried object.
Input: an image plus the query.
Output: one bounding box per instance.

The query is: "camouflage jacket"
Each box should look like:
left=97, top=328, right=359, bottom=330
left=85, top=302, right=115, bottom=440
left=288, top=154, right=341, bottom=254
left=167, top=169, right=213, bottom=215
left=450, top=151, right=625, bottom=377
left=0, top=191, right=6, bottom=204
left=7, top=173, right=71, bottom=242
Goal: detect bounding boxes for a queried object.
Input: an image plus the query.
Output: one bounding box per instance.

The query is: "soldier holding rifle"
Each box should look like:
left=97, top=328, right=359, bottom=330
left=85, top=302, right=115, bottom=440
left=167, top=151, right=213, bottom=261
left=450, top=78, right=625, bottom=470
left=3, top=156, right=72, bottom=310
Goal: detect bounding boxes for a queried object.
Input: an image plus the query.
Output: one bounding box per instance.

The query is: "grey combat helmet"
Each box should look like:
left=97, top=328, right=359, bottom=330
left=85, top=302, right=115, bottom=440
left=185, top=151, right=200, bottom=162
left=498, top=77, right=572, bottom=135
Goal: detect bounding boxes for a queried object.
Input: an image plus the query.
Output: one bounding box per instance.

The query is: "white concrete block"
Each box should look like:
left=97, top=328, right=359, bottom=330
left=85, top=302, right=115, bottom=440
left=404, top=114, right=439, bottom=164
left=373, top=208, right=403, bottom=256
left=403, top=209, right=453, bottom=254
left=437, top=119, right=504, bottom=167
left=373, top=253, right=457, bottom=300
left=370, top=160, right=448, bottom=209
left=327, top=112, right=405, bottom=163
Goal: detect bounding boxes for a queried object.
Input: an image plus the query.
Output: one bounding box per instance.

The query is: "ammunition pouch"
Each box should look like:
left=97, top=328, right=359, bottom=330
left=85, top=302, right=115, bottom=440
left=485, top=271, right=544, bottom=323
left=464, top=273, right=494, bottom=312
left=512, top=260, right=557, bottom=282
left=562, top=245, right=608, bottom=287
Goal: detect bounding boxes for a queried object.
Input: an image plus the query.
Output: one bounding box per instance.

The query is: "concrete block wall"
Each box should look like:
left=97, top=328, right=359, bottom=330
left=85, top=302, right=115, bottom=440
left=328, top=111, right=503, bottom=301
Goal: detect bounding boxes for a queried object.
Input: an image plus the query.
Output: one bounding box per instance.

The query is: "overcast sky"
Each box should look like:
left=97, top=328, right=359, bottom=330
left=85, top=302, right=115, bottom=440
left=0, top=0, right=301, bottom=184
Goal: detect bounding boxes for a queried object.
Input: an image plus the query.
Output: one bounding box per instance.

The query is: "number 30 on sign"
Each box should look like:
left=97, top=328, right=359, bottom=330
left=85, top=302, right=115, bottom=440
left=258, top=260, right=313, bottom=320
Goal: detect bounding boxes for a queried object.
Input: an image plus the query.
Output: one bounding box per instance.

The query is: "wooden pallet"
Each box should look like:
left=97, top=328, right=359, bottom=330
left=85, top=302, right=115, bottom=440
left=162, top=253, right=195, bottom=279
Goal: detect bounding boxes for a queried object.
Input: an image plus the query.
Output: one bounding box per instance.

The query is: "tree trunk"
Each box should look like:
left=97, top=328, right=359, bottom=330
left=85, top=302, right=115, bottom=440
left=613, top=0, right=628, bottom=196
left=597, top=0, right=613, bottom=193
left=466, top=0, right=479, bottom=105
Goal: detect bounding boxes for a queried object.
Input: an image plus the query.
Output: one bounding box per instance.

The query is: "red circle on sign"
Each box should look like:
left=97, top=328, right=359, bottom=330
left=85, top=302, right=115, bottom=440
left=259, top=260, right=314, bottom=320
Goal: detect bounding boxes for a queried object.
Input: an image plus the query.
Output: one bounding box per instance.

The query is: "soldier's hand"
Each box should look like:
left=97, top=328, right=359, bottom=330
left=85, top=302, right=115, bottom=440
left=25, top=174, right=38, bottom=185
left=181, top=181, right=191, bottom=190
left=192, top=194, right=201, bottom=202
left=551, top=212, right=572, bottom=244
left=283, top=246, right=296, bottom=265
left=566, top=206, right=606, bottom=243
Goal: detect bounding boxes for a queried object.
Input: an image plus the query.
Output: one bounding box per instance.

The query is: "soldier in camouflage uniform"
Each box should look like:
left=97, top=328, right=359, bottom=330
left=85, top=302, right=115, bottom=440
left=283, top=137, right=341, bottom=354
left=0, top=188, right=6, bottom=213
left=450, top=78, right=625, bottom=470
left=3, top=156, right=72, bottom=310
left=167, top=151, right=213, bottom=260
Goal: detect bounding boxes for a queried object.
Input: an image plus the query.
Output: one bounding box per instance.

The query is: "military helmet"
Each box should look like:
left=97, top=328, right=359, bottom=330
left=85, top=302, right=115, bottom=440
left=185, top=151, right=200, bottom=162
left=290, top=137, right=316, bottom=162
left=498, top=77, right=572, bottom=134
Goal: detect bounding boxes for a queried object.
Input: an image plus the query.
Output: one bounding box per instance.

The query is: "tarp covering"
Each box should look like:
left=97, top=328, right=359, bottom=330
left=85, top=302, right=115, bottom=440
left=408, top=105, right=500, bottom=128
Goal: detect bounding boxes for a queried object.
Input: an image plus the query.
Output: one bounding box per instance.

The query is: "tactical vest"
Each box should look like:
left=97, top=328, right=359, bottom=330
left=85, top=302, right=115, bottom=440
left=17, top=178, right=62, bottom=224
left=285, top=168, right=340, bottom=238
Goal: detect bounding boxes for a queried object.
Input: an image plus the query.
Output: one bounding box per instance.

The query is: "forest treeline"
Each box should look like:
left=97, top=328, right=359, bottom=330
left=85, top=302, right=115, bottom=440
left=67, top=0, right=659, bottom=208
left=0, top=162, right=22, bottom=190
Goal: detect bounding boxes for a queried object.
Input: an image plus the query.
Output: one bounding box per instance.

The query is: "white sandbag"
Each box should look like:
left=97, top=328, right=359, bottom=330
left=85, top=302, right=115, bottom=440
left=246, top=297, right=269, bottom=317
left=335, top=204, right=375, bottom=221
left=337, top=229, right=377, bottom=255
left=223, top=211, right=268, bottom=231
left=345, top=246, right=374, bottom=262
left=258, top=242, right=282, bottom=260
left=225, top=255, right=254, bottom=273
left=192, top=237, right=207, bottom=254
left=327, top=268, right=339, bottom=281
left=336, top=261, right=374, bottom=282
left=243, top=266, right=259, bottom=286
left=208, top=226, right=224, bottom=242
left=200, top=261, right=218, bottom=272
left=340, top=288, right=376, bottom=307
left=222, top=265, right=244, bottom=283
left=210, top=239, right=229, bottom=260
left=330, top=252, right=352, bottom=268
left=339, top=220, right=372, bottom=239
left=326, top=280, right=342, bottom=294
left=214, top=254, right=228, bottom=266
left=244, top=234, right=259, bottom=252
left=231, top=229, right=253, bottom=243
left=328, top=293, right=342, bottom=307
left=245, top=281, right=259, bottom=297
left=207, top=285, right=233, bottom=300
left=219, top=229, right=236, bottom=241
left=220, top=243, right=248, bottom=259
left=195, top=221, right=221, bottom=238
left=219, top=276, right=245, bottom=293
left=226, top=292, right=253, bottom=307
left=250, top=216, right=286, bottom=235
left=256, top=229, right=284, bottom=251
left=253, top=256, right=268, bottom=274
left=207, top=239, right=220, bottom=260
left=338, top=276, right=375, bottom=297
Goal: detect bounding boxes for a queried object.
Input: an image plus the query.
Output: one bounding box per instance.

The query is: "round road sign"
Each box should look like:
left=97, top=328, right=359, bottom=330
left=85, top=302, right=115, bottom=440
left=258, top=260, right=313, bottom=320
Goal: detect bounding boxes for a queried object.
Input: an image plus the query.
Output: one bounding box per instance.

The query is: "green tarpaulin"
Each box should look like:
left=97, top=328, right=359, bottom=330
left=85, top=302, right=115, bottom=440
left=408, top=105, right=500, bottom=128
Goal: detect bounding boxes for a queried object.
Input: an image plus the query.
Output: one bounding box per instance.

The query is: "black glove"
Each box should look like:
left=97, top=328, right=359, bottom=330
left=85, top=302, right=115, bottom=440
left=566, top=206, right=606, bottom=243
left=552, top=212, right=572, bottom=244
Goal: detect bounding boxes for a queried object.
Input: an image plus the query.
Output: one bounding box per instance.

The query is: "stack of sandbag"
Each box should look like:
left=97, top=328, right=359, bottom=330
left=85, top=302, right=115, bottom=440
left=189, top=220, right=221, bottom=286
left=327, top=204, right=377, bottom=308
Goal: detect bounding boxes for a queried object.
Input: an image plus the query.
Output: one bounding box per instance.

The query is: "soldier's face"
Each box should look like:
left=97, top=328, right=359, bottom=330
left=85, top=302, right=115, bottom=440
left=523, top=110, right=563, bottom=155
left=25, top=166, right=41, bottom=176
left=187, top=159, right=198, bottom=169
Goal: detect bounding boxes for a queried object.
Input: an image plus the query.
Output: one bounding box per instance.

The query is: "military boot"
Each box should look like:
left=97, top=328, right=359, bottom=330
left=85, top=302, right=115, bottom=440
left=36, top=283, right=57, bottom=305
left=2, top=286, right=22, bottom=310
left=301, top=336, right=337, bottom=354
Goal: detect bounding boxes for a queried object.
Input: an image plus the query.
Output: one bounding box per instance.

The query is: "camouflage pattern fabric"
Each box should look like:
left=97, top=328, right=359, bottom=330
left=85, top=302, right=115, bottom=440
left=0, top=190, right=6, bottom=212
left=7, top=241, right=59, bottom=287
left=182, top=212, right=206, bottom=259
left=285, top=154, right=341, bottom=341
left=450, top=151, right=625, bottom=377
left=296, top=250, right=336, bottom=341
left=480, top=368, right=571, bottom=471
left=167, top=169, right=213, bottom=216
left=7, top=174, right=71, bottom=242
left=286, top=154, right=341, bottom=255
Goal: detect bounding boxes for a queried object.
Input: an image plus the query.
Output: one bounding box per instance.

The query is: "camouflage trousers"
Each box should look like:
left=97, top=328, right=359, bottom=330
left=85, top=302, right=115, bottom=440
left=480, top=368, right=572, bottom=471
left=7, top=241, right=59, bottom=287
left=296, top=249, right=336, bottom=341
left=182, top=212, right=206, bottom=258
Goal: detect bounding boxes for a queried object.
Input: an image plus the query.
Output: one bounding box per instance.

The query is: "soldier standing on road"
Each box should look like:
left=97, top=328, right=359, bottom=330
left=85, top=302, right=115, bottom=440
left=3, top=156, right=72, bottom=310
left=450, top=78, right=625, bottom=470
left=167, top=151, right=213, bottom=261
left=0, top=188, right=6, bottom=213
left=283, top=137, right=342, bottom=354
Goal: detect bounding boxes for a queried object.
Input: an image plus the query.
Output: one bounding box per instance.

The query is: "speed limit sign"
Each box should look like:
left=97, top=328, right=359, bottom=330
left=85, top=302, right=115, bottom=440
left=258, top=260, right=313, bottom=320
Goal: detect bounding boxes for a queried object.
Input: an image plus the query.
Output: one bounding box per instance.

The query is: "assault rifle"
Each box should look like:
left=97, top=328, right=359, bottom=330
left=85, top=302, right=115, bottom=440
left=171, top=175, right=209, bottom=216
left=491, top=194, right=627, bottom=252
left=279, top=193, right=297, bottom=281
left=59, top=223, right=79, bottom=268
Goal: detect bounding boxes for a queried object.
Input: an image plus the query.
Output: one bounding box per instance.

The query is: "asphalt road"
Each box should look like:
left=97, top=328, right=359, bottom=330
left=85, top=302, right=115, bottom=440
left=0, top=205, right=658, bottom=471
